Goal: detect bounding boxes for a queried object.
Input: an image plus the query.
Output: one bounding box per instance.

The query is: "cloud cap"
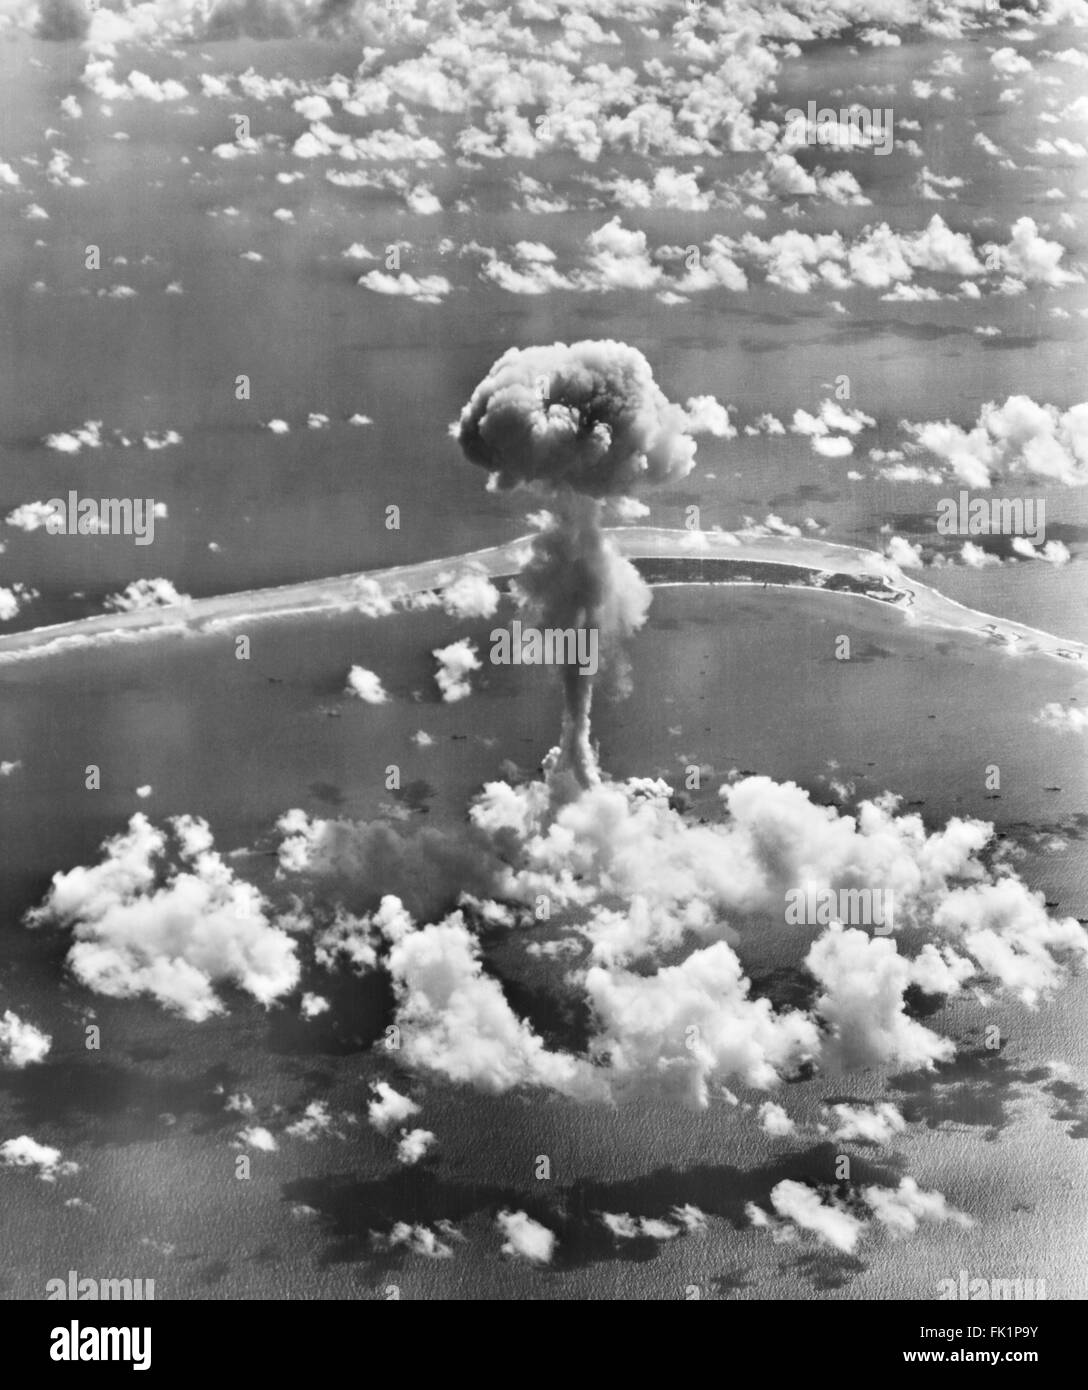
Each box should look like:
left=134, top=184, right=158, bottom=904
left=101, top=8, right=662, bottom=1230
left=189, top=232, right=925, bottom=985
left=457, top=339, right=697, bottom=497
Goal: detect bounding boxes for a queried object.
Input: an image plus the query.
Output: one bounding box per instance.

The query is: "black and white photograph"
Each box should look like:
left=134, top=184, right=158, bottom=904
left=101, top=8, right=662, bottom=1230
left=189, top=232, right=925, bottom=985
left=0, top=0, right=1085, bottom=1331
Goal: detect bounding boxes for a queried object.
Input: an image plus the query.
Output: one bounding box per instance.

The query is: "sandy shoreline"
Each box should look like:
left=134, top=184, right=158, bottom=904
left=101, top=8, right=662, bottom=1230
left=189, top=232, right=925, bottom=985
left=0, top=527, right=1083, bottom=665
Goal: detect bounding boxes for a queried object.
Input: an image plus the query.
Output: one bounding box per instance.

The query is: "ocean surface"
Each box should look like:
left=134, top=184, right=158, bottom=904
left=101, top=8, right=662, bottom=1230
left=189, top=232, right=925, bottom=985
left=1, top=13, right=1086, bottom=1300
left=1, top=586, right=1085, bottom=1299
left=0, top=28, right=1085, bottom=634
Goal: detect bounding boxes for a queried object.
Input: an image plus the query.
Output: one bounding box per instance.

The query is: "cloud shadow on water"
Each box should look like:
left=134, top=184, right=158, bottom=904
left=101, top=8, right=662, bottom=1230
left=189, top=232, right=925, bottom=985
left=889, top=1045, right=1050, bottom=1138
left=266, top=970, right=396, bottom=1057
left=0, top=1058, right=238, bottom=1145
left=281, top=1141, right=899, bottom=1285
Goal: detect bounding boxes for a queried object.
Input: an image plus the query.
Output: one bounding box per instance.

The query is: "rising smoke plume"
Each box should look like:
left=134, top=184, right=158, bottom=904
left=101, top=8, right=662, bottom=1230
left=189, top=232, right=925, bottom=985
left=456, top=340, right=697, bottom=789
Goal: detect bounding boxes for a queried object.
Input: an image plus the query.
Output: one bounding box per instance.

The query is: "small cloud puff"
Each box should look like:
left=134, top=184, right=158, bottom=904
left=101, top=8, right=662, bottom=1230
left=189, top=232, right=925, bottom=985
left=345, top=666, right=389, bottom=704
